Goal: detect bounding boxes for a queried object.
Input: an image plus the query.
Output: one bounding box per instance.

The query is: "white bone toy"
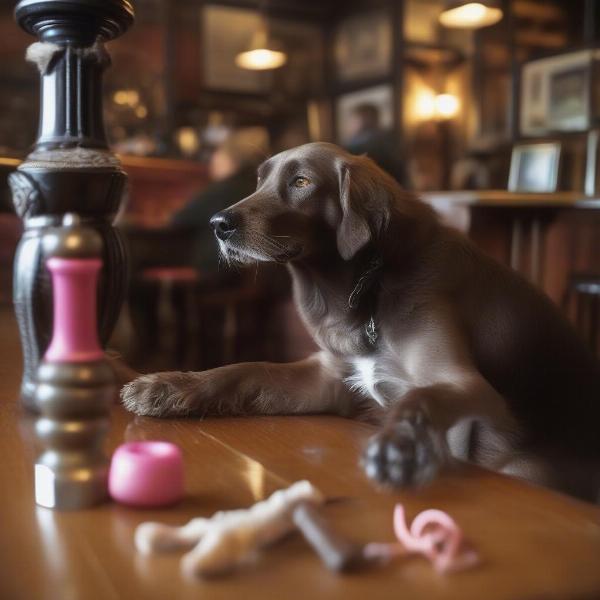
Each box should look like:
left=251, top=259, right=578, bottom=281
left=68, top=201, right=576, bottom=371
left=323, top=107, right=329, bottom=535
left=135, top=480, right=324, bottom=578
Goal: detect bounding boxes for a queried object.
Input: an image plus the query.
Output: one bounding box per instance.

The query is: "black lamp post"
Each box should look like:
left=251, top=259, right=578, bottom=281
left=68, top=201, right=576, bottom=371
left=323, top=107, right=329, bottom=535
left=9, top=0, right=134, bottom=409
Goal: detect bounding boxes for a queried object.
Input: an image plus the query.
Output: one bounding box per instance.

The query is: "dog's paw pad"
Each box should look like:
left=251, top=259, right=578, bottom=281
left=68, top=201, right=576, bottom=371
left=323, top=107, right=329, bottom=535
left=361, top=412, right=443, bottom=487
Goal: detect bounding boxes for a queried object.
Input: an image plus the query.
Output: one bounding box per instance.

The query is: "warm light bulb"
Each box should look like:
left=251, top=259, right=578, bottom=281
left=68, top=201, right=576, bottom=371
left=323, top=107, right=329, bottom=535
left=415, top=89, right=436, bottom=120
left=235, top=48, right=287, bottom=70
left=113, top=89, right=140, bottom=107
left=435, top=94, right=460, bottom=119
left=439, top=2, right=503, bottom=29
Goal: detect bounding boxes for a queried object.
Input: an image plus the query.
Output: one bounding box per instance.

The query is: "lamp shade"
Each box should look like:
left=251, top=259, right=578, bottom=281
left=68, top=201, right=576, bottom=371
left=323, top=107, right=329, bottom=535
left=235, top=27, right=287, bottom=71
left=439, top=1, right=503, bottom=29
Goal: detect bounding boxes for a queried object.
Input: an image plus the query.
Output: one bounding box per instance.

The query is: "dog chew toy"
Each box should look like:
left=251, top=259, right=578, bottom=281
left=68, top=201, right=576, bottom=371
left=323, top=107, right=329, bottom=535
left=135, top=480, right=324, bottom=577
left=292, top=501, right=366, bottom=572
left=33, top=214, right=115, bottom=510
left=134, top=482, right=479, bottom=579
left=363, top=504, right=480, bottom=574
left=109, top=441, right=184, bottom=507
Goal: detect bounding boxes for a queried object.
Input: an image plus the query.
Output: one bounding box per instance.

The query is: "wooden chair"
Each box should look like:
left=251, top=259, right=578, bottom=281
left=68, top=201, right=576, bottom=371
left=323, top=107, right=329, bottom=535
left=192, top=283, right=265, bottom=368
left=139, top=266, right=202, bottom=369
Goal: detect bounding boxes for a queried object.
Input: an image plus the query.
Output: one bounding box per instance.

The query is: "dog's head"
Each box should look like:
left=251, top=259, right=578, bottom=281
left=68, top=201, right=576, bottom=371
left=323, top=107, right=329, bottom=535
left=210, top=142, right=398, bottom=265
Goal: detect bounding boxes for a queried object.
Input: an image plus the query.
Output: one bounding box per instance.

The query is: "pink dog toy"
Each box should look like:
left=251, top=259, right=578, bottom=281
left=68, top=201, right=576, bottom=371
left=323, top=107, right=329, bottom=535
left=109, top=441, right=184, bottom=507
left=364, top=504, right=479, bottom=573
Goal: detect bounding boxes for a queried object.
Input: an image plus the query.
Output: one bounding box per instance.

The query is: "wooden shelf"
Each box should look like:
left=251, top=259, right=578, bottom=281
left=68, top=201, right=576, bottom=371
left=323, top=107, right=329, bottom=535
left=422, top=189, right=600, bottom=209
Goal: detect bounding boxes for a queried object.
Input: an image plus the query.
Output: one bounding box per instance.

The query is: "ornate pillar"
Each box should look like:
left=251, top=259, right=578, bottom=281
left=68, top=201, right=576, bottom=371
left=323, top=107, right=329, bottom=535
left=10, top=0, right=134, bottom=409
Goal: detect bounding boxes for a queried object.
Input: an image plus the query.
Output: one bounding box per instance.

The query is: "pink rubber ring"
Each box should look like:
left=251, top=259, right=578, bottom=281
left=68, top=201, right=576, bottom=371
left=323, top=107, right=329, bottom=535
left=108, top=441, right=184, bottom=507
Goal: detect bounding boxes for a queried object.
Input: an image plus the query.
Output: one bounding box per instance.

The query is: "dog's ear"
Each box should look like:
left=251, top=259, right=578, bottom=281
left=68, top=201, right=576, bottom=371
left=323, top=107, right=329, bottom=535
left=336, top=163, right=372, bottom=260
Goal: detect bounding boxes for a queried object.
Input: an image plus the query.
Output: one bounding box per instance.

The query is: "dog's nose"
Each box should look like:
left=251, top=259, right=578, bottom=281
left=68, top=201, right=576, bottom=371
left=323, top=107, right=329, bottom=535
left=210, top=212, right=237, bottom=241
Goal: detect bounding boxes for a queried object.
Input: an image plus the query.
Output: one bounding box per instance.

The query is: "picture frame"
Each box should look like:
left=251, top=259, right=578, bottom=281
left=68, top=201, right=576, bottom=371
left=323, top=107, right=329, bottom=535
left=333, top=11, right=392, bottom=82
left=520, top=50, right=597, bottom=136
left=335, top=84, right=394, bottom=146
left=549, top=65, right=589, bottom=131
left=508, top=142, right=561, bottom=193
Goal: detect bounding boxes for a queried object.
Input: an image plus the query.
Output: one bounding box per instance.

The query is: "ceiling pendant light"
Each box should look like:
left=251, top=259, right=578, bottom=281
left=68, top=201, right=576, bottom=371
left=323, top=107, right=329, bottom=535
left=439, top=1, right=503, bottom=29
left=235, top=20, right=287, bottom=71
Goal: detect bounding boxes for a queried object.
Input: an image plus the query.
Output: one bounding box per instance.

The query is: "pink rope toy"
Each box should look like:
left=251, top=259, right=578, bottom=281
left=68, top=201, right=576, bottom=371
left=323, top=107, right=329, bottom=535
left=364, top=504, right=480, bottom=574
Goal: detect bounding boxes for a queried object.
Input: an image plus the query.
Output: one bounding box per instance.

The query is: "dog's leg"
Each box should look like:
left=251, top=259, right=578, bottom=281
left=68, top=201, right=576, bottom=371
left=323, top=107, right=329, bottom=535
left=121, top=352, right=353, bottom=418
left=362, top=378, right=520, bottom=487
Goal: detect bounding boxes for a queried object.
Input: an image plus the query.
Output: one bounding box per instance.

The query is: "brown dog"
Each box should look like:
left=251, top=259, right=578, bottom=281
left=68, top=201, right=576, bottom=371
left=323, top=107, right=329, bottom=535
left=122, top=142, right=600, bottom=501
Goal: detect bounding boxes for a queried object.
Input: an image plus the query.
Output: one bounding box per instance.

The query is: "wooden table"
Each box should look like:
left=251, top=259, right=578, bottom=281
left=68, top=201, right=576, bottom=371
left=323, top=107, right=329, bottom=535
left=2, top=307, right=600, bottom=600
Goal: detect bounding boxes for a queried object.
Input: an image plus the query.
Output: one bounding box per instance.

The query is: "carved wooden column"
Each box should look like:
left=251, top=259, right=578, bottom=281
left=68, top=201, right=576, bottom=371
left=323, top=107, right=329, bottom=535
left=10, top=0, right=134, bottom=409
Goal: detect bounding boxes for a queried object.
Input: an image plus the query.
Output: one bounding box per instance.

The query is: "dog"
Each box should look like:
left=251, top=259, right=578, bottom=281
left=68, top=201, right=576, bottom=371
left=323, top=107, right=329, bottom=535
left=122, top=142, right=600, bottom=501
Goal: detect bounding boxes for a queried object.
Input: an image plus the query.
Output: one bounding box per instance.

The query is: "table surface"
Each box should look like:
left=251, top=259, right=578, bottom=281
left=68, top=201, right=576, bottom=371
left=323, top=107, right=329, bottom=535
left=423, top=189, right=600, bottom=209
left=2, top=308, right=600, bottom=600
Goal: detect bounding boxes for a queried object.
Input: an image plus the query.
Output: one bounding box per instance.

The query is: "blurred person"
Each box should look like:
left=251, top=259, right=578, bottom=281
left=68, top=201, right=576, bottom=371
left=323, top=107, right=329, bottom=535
left=345, top=103, right=410, bottom=189
left=125, top=128, right=270, bottom=370
left=171, top=127, right=270, bottom=274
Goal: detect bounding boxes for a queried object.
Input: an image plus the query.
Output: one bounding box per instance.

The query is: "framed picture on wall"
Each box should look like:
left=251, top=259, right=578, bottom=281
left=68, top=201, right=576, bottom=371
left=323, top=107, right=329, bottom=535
left=520, top=50, right=596, bottom=136
left=333, top=11, right=392, bottom=82
left=508, top=142, right=561, bottom=193
left=335, top=84, right=394, bottom=145
left=549, top=66, right=589, bottom=130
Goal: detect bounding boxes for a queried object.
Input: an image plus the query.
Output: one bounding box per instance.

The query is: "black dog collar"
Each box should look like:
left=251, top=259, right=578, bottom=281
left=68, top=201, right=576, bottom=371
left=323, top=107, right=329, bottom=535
left=347, top=255, right=383, bottom=347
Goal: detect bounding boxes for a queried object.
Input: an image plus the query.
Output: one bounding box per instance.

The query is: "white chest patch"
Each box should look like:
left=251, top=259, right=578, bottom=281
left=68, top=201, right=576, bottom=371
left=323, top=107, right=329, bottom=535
left=346, top=357, right=387, bottom=406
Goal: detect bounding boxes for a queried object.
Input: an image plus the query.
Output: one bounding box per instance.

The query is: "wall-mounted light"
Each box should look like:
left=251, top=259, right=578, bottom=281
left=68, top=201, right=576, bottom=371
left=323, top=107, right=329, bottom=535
left=439, top=1, right=503, bottom=29
left=414, top=89, right=460, bottom=121
left=415, top=89, right=437, bottom=121
left=235, top=24, right=287, bottom=71
left=434, top=93, right=460, bottom=119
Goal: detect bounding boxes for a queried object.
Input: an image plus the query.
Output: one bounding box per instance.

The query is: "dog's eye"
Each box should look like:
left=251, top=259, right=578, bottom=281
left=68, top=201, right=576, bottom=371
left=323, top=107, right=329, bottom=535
left=292, top=176, right=311, bottom=188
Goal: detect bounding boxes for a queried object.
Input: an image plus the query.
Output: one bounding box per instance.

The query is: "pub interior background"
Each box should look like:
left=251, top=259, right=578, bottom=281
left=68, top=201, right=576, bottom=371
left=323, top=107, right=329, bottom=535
left=1, top=0, right=600, bottom=372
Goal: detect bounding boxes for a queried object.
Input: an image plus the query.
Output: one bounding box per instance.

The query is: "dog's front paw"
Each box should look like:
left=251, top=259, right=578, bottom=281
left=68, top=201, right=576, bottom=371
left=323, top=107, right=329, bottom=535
left=121, top=372, right=200, bottom=418
left=361, top=411, right=445, bottom=487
